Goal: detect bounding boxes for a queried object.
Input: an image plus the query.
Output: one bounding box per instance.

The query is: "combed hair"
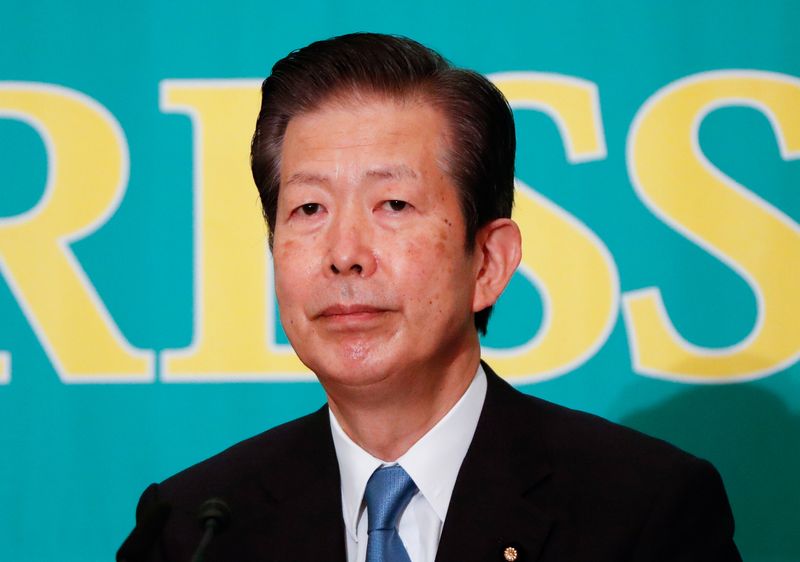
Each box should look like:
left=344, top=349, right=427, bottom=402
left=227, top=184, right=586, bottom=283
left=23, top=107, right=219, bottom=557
left=251, top=33, right=516, bottom=334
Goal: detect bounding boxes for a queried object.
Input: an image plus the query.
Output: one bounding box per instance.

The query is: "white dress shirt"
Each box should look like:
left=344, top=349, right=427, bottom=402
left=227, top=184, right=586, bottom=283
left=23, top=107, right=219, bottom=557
left=329, top=365, right=487, bottom=562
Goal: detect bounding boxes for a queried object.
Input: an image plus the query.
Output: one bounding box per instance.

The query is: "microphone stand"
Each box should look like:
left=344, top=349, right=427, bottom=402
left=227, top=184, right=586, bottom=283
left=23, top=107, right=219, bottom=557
left=190, top=498, right=231, bottom=562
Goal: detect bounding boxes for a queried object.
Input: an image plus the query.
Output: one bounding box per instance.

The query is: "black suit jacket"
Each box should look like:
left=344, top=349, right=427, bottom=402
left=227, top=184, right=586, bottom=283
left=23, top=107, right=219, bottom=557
left=118, top=365, right=741, bottom=561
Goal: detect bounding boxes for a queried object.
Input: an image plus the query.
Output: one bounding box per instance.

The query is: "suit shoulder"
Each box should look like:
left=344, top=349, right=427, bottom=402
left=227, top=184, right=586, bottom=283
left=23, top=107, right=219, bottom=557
left=499, top=379, right=711, bottom=481
left=155, top=406, right=331, bottom=504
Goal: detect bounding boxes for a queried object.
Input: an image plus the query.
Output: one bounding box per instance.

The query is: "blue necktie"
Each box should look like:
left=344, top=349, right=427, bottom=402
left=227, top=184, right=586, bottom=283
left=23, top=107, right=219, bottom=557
left=364, top=465, right=418, bottom=562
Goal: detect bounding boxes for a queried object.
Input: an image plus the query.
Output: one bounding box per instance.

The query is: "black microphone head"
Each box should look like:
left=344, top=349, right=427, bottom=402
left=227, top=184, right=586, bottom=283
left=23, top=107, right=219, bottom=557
left=196, top=498, right=231, bottom=532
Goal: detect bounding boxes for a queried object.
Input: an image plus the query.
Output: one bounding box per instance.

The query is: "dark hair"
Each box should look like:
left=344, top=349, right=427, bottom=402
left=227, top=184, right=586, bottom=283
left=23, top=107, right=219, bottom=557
left=251, top=32, right=516, bottom=334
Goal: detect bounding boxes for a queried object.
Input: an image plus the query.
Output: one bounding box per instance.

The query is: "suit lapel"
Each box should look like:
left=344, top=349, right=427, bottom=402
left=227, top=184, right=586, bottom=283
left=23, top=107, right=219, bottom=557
left=258, top=406, right=348, bottom=562
left=255, top=366, right=556, bottom=562
left=435, top=364, right=554, bottom=562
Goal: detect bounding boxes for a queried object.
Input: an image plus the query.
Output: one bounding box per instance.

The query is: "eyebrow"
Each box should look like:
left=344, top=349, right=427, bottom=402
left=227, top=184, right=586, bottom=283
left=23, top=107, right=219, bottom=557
left=365, top=165, right=418, bottom=181
left=284, top=171, right=330, bottom=187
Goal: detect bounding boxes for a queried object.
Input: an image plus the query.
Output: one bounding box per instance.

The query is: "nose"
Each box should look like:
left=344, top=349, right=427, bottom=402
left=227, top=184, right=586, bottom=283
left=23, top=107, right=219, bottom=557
left=326, top=210, right=377, bottom=277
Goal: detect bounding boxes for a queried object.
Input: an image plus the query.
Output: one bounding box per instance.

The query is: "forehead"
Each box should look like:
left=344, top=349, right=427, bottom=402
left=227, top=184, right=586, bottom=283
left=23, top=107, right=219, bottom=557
left=279, top=95, right=453, bottom=181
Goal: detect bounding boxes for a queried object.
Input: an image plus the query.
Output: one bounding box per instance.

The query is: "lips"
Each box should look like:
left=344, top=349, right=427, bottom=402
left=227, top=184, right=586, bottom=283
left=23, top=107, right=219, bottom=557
left=317, top=304, right=388, bottom=318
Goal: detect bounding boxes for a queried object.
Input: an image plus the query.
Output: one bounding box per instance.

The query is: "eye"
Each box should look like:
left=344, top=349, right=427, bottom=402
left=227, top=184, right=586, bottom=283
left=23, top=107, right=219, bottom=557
left=383, top=200, right=408, bottom=212
left=298, top=203, right=321, bottom=216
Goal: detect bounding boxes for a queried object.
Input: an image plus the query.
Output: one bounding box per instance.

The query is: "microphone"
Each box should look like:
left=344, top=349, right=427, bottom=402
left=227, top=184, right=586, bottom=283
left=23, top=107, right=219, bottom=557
left=190, top=498, right=231, bottom=562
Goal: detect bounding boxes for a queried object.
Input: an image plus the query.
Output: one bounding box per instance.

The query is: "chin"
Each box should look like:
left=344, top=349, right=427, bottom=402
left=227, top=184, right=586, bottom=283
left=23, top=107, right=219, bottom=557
left=295, top=329, right=388, bottom=369
left=301, top=349, right=400, bottom=390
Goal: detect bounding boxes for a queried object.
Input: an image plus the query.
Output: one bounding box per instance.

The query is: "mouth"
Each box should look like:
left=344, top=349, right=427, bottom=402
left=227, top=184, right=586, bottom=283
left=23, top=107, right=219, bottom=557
left=317, top=304, right=389, bottom=318
left=313, top=304, right=394, bottom=330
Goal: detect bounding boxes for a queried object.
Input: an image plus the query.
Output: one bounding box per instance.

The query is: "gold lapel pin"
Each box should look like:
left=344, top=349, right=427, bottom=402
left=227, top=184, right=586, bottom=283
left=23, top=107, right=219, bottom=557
left=503, top=545, right=519, bottom=561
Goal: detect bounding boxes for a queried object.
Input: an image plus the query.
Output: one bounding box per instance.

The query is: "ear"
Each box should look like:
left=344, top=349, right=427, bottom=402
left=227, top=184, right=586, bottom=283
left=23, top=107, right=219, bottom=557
left=472, top=218, right=522, bottom=313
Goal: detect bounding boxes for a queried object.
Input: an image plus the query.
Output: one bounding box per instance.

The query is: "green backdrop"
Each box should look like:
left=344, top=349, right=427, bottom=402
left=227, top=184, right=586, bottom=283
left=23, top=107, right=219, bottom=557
left=1, top=1, right=798, bottom=560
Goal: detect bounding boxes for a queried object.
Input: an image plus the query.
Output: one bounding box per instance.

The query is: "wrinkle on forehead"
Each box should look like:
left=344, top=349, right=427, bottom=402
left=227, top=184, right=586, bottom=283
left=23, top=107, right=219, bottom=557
left=281, top=101, right=447, bottom=187
left=284, top=164, right=419, bottom=189
left=277, top=89, right=457, bottom=187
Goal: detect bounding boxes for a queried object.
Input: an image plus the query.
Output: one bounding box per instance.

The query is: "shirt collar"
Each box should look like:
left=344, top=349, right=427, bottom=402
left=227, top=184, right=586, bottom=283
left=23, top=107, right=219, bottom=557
left=329, top=364, right=487, bottom=541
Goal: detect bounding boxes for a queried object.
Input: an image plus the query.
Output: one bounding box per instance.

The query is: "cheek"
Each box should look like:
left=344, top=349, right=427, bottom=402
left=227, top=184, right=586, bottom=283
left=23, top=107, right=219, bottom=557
left=391, top=228, right=462, bottom=309
left=272, top=240, right=294, bottom=284
left=273, top=239, right=312, bottom=313
left=274, top=236, right=319, bottom=275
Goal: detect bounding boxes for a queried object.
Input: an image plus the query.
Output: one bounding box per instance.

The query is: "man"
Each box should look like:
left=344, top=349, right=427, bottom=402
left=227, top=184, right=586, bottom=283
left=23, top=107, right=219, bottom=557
left=118, top=33, right=741, bottom=561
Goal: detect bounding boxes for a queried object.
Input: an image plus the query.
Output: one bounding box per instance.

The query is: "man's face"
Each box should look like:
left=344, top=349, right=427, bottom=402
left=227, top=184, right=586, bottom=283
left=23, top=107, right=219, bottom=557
left=272, top=96, right=484, bottom=389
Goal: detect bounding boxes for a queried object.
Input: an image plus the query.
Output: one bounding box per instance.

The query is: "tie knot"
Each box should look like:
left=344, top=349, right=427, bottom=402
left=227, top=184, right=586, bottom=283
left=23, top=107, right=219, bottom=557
left=364, top=465, right=418, bottom=532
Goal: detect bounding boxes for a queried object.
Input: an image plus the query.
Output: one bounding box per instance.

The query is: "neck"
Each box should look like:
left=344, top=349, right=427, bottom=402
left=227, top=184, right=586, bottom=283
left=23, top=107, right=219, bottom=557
left=325, top=346, right=481, bottom=461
